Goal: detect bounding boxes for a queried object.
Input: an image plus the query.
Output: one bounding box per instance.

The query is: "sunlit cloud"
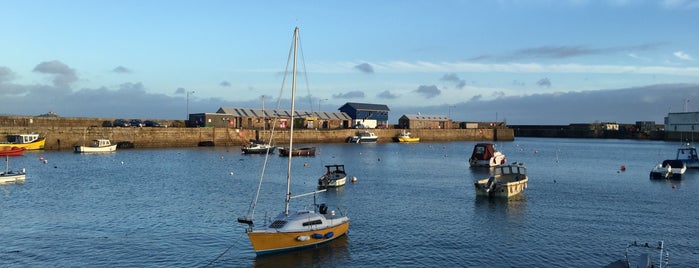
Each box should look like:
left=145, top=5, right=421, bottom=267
left=674, top=51, right=694, bottom=60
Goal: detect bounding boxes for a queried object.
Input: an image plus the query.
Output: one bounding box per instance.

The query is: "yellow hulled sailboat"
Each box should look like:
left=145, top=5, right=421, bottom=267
left=237, top=27, right=350, bottom=255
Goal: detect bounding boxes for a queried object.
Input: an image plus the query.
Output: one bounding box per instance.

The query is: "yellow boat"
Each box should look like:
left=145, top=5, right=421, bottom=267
left=237, top=27, right=350, bottom=255
left=393, top=131, right=420, bottom=142
left=1, top=134, right=46, bottom=150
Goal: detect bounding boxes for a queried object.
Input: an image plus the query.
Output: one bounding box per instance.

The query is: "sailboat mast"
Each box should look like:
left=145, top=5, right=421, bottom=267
left=284, top=27, right=299, bottom=215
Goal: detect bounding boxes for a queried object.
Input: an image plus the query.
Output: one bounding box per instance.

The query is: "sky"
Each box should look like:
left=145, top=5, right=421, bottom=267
left=1, top=0, right=698, bottom=125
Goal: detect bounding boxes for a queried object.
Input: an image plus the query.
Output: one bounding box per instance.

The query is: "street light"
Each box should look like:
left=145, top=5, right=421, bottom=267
left=318, top=98, right=328, bottom=112
left=186, top=90, right=195, bottom=121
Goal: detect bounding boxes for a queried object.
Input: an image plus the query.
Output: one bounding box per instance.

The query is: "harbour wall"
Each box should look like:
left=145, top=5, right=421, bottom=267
left=0, top=126, right=514, bottom=151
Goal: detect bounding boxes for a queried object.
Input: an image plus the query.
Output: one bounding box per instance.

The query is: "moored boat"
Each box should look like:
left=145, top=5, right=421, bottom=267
left=279, top=146, right=316, bottom=156
left=1, top=134, right=46, bottom=150
left=604, top=241, right=669, bottom=268
left=241, top=139, right=276, bottom=154
left=469, top=143, right=506, bottom=167
left=393, top=131, right=420, bottom=142
left=318, top=164, right=347, bottom=188
left=0, top=146, right=26, bottom=157
left=649, top=159, right=685, bottom=180
left=74, top=139, right=117, bottom=153
left=676, top=143, right=699, bottom=169
left=474, top=162, right=528, bottom=198
left=347, top=131, right=378, bottom=143
left=1, top=156, right=26, bottom=184
left=237, top=27, right=349, bottom=255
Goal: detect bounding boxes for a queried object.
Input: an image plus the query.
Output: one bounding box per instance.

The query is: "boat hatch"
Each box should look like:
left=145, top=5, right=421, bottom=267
left=302, top=219, right=323, bottom=226
left=269, top=220, right=287, bottom=228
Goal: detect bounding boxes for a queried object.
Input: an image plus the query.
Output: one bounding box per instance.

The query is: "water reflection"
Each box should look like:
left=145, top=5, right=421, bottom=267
left=252, top=235, right=350, bottom=267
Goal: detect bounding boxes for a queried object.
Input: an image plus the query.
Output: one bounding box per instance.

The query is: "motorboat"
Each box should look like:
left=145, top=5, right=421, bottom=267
left=604, top=241, right=669, bottom=268
left=0, top=146, right=26, bottom=157
left=675, top=143, right=699, bottom=168
left=279, top=146, right=316, bottom=156
left=649, top=159, right=686, bottom=180
left=469, top=143, right=506, bottom=167
left=0, top=156, right=26, bottom=184
left=241, top=139, right=276, bottom=154
left=393, top=131, right=420, bottom=142
left=474, top=162, right=528, bottom=198
left=347, top=131, right=378, bottom=143
left=318, top=164, right=347, bottom=188
left=1, top=133, right=46, bottom=150
left=237, top=27, right=349, bottom=255
left=74, top=139, right=117, bottom=153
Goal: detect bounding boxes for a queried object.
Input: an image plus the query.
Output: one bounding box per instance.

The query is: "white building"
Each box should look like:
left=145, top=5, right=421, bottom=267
left=665, top=112, right=699, bottom=132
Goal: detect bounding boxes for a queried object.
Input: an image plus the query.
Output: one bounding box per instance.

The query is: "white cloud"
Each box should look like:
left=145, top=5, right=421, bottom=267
left=673, top=51, right=694, bottom=60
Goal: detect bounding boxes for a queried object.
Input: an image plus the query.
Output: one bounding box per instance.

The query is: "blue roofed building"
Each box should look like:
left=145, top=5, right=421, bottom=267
left=338, top=102, right=390, bottom=129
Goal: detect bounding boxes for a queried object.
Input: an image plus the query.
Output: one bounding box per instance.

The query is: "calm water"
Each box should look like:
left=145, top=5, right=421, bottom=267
left=1, top=138, right=698, bottom=267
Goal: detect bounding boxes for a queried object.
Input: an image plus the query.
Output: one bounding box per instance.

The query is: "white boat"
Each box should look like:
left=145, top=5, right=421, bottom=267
left=73, top=139, right=117, bottom=153
left=241, top=139, right=276, bottom=154
left=237, top=27, right=350, bottom=255
left=0, top=156, right=26, bottom=184
left=675, top=143, right=699, bottom=169
left=318, top=164, right=347, bottom=188
left=474, top=162, right=528, bottom=198
left=469, top=143, right=506, bottom=167
left=347, top=131, right=378, bottom=143
left=649, top=159, right=686, bottom=180
left=604, top=241, right=669, bottom=268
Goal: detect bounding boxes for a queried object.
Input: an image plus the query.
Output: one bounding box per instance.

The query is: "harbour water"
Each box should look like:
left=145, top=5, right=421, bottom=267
left=1, top=137, right=698, bottom=267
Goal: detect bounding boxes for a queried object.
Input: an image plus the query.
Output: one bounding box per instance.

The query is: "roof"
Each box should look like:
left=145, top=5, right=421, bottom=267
left=400, top=114, right=450, bottom=121
left=216, top=107, right=351, bottom=120
left=341, top=102, right=390, bottom=111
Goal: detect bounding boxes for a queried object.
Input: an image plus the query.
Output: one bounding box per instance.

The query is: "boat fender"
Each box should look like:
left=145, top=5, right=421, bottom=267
left=297, top=235, right=310, bottom=241
left=312, top=233, right=324, bottom=239
left=324, top=232, right=334, bottom=239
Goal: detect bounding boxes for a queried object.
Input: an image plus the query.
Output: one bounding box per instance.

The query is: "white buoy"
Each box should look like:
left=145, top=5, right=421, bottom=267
left=230, top=171, right=234, bottom=176
left=351, top=176, right=357, bottom=183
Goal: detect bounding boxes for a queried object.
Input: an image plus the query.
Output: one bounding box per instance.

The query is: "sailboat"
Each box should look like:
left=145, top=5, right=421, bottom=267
left=1, top=155, right=26, bottom=184
left=241, top=96, right=277, bottom=154
left=237, top=27, right=350, bottom=255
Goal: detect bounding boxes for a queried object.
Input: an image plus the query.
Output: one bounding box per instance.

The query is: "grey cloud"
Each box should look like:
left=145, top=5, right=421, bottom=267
left=440, top=73, right=466, bottom=89
left=220, top=81, right=231, bottom=87
left=354, top=63, right=374, bottom=74
left=415, top=85, right=441, bottom=98
left=377, top=90, right=398, bottom=99
left=33, top=60, right=78, bottom=88
left=0, top=67, right=16, bottom=83
left=333, top=91, right=365, bottom=99
left=113, top=66, right=131, bottom=73
left=470, top=43, right=663, bottom=61
left=537, top=78, right=552, bottom=87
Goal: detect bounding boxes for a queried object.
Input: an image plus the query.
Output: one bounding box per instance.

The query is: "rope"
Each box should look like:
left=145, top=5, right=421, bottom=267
left=201, top=243, right=234, bottom=267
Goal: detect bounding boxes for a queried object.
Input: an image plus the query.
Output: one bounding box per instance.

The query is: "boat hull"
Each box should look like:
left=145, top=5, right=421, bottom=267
left=474, top=177, right=528, bottom=197
left=242, top=146, right=276, bottom=154
left=74, top=145, right=117, bottom=153
left=474, top=163, right=528, bottom=198
left=247, top=220, right=349, bottom=255
left=0, top=173, right=26, bottom=184
left=395, top=137, right=420, bottom=142
left=0, top=147, right=26, bottom=156
left=279, top=147, right=316, bottom=156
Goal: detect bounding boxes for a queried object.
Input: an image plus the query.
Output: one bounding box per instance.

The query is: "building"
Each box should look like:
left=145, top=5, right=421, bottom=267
left=664, top=112, right=699, bottom=141
left=338, top=102, right=390, bottom=128
left=189, top=107, right=351, bottom=129
left=398, top=114, right=451, bottom=129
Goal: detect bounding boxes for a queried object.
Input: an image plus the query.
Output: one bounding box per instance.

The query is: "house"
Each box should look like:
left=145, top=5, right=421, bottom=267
left=338, top=102, right=390, bottom=128
left=188, top=107, right=351, bottom=129
left=398, top=114, right=451, bottom=129
left=665, top=112, right=699, bottom=133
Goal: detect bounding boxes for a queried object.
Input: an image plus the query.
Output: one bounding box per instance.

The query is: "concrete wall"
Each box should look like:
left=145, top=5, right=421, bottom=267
left=0, top=126, right=514, bottom=151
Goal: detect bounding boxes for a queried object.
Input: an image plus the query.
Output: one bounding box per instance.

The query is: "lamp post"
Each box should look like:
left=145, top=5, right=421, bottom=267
left=186, top=90, right=195, bottom=121
left=318, top=98, right=328, bottom=112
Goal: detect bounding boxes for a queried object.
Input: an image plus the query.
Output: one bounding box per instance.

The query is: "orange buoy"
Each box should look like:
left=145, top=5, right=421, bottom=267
left=620, top=165, right=626, bottom=171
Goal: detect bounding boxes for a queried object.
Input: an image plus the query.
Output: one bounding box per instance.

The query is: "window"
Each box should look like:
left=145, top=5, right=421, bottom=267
left=302, top=219, right=323, bottom=226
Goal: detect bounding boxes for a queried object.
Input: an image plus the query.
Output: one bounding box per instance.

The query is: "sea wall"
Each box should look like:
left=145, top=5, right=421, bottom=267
left=0, top=126, right=514, bottom=151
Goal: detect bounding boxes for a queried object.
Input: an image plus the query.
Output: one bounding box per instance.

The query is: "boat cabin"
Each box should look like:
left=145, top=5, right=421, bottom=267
left=7, top=134, right=41, bottom=144
left=92, top=139, right=112, bottom=147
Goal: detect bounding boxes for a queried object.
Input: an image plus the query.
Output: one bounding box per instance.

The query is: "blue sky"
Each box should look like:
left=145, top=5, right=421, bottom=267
left=1, top=0, right=698, bottom=124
